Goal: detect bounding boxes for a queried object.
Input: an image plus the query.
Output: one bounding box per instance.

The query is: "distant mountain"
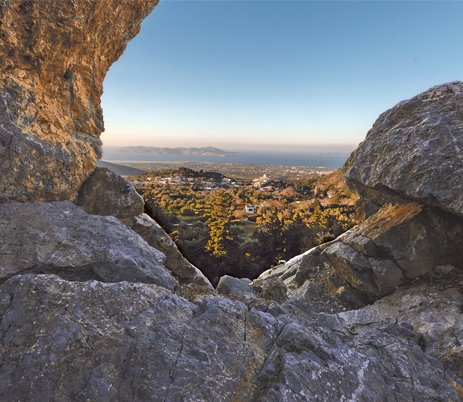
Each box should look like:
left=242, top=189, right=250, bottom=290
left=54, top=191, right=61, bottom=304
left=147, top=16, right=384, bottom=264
left=115, top=146, right=238, bottom=157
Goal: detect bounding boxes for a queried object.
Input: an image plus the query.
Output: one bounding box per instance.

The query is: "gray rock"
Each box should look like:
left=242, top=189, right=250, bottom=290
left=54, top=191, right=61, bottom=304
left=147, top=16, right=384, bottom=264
left=0, top=274, right=278, bottom=402
left=132, top=213, right=213, bottom=300
left=0, top=274, right=461, bottom=401
left=252, top=314, right=460, bottom=401
left=434, top=264, right=455, bottom=276
left=253, top=277, right=288, bottom=304
left=339, top=282, right=463, bottom=371
left=257, top=243, right=329, bottom=289
left=0, top=201, right=176, bottom=291
left=344, top=81, right=463, bottom=217
left=321, top=202, right=463, bottom=300
left=75, top=167, right=144, bottom=225
left=216, top=275, right=256, bottom=298
left=288, top=280, right=323, bottom=303
left=336, top=286, right=366, bottom=309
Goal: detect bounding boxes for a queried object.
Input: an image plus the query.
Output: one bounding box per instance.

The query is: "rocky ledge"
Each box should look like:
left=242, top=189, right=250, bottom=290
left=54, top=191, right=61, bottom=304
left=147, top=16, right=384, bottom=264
left=0, top=1, right=462, bottom=400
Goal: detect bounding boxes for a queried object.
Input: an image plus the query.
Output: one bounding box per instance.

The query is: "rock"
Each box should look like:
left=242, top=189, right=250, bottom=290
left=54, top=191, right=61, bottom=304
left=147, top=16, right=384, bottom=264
left=1, top=3, right=463, bottom=397
left=132, top=213, right=213, bottom=299
left=75, top=167, right=144, bottom=225
left=288, top=280, right=323, bottom=302
left=266, top=301, right=289, bottom=318
left=321, top=202, right=463, bottom=300
left=0, top=273, right=461, bottom=401
left=216, top=275, right=256, bottom=298
left=0, top=201, right=176, bottom=291
left=253, top=277, right=288, bottom=304
left=0, top=1, right=158, bottom=202
left=257, top=243, right=330, bottom=289
left=326, top=276, right=346, bottom=293
left=0, top=274, right=279, bottom=402
left=253, top=312, right=460, bottom=401
left=336, top=286, right=366, bottom=309
left=339, top=282, right=463, bottom=375
left=344, top=81, right=463, bottom=218
left=435, top=264, right=455, bottom=276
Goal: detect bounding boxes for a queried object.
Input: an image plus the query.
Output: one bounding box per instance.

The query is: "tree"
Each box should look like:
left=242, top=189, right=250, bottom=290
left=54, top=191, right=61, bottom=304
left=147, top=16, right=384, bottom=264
left=204, top=191, right=233, bottom=258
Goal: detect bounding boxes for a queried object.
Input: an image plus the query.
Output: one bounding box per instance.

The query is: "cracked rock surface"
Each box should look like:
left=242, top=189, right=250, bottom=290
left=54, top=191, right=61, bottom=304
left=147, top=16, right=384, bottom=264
left=0, top=201, right=176, bottom=291
left=344, top=81, right=463, bottom=218
left=1, top=0, right=463, bottom=398
left=0, top=274, right=461, bottom=401
left=75, top=167, right=144, bottom=226
left=321, top=202, right=463, bottom=300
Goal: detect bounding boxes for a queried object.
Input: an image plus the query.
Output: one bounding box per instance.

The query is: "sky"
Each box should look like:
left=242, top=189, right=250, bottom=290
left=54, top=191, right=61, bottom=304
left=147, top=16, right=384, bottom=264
left=100, top=1, right=463, bottom=153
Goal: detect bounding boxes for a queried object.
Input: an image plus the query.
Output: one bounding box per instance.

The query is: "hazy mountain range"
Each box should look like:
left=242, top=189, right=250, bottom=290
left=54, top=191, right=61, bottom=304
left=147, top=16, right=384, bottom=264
left=116, top=146, right=238, bottom=157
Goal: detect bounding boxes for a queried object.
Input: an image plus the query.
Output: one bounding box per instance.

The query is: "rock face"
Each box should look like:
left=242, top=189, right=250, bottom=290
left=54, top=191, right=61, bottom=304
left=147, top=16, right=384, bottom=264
left=340, top=281, right=463, bottom=384
left=344, top=81, right=463, bottom=218
left=0, top=0, right=158, bottom=202
left=0, top=273, right=461, bottom=401
left=321, top=202, right=463, bottom=300
left=76, top=167, right=144, bottom=225
left=216, top=275, right=256, bottom=298
left=0, top=201, right=176, bottom=291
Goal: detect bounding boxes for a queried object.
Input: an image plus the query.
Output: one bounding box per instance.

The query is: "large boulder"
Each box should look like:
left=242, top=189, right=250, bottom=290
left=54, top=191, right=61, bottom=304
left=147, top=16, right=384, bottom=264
left=0, top=0, right=158, bottom=202
left=340, top=280, right=463, bottom=381
left=216, top=275, right=256, bottom=298
left=76, top=167, right=144, bottom=225
left=0, top=273, right=461, bottom=401
left=0, top=201, right=176, bottom=291
left=344, top=81, right=463, bottom=218
left=321, top=202, right=463, bottom=300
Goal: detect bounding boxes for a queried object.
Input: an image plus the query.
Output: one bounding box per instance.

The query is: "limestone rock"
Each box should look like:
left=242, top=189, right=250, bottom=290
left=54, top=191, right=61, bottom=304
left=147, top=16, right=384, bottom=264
left=339, top=282, right=463, bottom=381
left=0, top=0, right=158, bottom=202
left=0, top=273, right=461, bottom=401
left=288, top=280, right=322, bottom=303
left=76, top=167, right=144, bottom=225
left=216, top=275, right=256, bottom=298
left=344, top=81, right=463, bottom=217
left=253, top=277, right=288, bottom=304
left=132, top=213, right=214, bottom=300
left=321, top=202, right=463, bottom=300
left=0, top=201, right=176, bottom=291
left=0, top=274, right=278, bottom=402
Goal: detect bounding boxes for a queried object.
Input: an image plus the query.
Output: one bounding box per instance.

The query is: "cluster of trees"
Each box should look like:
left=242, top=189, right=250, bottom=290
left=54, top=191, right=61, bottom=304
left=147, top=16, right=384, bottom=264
left=133, top=167, right=225, bottom=182
left=137, top=169, right=358, bottom=285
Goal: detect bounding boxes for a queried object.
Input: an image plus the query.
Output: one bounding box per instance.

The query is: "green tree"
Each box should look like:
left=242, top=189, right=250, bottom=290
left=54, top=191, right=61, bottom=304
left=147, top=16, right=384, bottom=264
left=204, top=191, right=233, bottom=258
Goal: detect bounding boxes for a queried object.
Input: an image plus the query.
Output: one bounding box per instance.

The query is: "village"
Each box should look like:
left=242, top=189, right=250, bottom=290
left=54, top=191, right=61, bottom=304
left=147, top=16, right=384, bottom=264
left=132, top=172, right=280, bottom=193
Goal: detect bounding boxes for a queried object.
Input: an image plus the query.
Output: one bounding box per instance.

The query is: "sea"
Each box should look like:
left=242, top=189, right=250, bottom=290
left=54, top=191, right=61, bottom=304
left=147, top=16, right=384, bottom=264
left=102, top=148, right=352, bottom=169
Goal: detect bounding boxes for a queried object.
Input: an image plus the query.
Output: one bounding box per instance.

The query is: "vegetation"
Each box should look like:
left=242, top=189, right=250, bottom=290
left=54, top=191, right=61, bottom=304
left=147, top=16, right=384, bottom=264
left=64, top=66, right=75, bottom=83
left=135, top=168, right=358, bottom=285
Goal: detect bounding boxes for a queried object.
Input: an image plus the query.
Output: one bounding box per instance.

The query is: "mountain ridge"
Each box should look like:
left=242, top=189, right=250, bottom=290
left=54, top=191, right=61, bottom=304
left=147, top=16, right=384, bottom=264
left=116, top=146, right=238, bottom=157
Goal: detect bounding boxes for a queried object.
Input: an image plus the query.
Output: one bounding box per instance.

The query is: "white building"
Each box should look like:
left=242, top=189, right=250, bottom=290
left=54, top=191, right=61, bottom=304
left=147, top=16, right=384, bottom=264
left=245, top=205, right=258, bottom=214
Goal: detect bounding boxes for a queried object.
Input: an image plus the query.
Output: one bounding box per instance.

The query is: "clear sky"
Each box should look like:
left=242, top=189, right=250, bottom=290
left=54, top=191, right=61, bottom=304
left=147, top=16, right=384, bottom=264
left=101, top=1, right=463, bottom=152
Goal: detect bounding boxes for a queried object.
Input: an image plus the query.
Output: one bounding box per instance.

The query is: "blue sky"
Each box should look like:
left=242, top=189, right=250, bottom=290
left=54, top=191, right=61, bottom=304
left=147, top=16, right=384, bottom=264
left=101, top=1, right=463, bottom=152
